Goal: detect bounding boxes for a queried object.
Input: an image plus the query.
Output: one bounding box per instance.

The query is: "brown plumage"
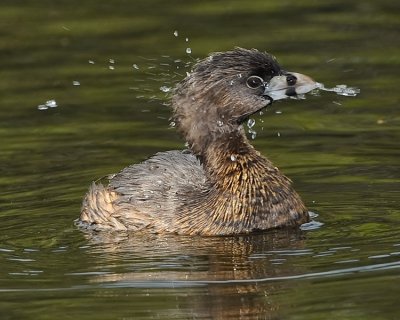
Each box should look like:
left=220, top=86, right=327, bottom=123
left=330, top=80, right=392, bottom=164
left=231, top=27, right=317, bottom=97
left=78, top=48, right=316, bottom=236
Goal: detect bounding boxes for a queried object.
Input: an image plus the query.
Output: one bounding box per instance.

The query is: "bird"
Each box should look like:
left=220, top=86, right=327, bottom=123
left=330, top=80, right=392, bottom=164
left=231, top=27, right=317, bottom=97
left=77, top=47, right=317, bottom=236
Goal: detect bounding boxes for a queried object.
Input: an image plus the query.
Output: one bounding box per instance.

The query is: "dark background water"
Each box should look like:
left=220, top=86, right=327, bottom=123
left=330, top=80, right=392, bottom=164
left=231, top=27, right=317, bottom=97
left=1, top=0, right=399, bottom=319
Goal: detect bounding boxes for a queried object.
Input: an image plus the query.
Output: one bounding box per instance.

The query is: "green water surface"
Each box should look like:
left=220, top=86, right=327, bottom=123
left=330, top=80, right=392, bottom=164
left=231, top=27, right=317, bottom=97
left=0, top=1, right=399, bottom=319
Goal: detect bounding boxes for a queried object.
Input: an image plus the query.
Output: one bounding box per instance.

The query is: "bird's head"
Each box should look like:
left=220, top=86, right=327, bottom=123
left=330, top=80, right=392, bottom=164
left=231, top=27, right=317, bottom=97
left=172, top=48, right=316, bottom=154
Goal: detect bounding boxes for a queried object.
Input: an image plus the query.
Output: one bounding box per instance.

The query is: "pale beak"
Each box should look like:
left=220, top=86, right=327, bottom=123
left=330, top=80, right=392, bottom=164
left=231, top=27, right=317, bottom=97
left=263, top=72, right=317, bottom=101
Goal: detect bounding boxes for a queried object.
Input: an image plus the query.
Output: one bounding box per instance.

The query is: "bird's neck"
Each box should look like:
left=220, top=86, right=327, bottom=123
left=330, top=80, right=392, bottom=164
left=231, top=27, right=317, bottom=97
left=201, top=128, right=275, bottom=184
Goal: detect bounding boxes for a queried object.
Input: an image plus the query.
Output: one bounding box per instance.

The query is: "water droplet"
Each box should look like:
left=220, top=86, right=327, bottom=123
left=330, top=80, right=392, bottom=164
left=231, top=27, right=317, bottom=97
left=377, top=119, right=385, bottom=125
left=109, top=59, right=115, bottom=64
left=246, top=119, right=257, bottom=139
left=185, top=37, right=189, bottom=42
left=169, top=121, right=176, bottom=127
left=38, top=99, right=57, bottom=110
left=275, top=110, right=282, bottom=114
left=72, top=81, right=80, bottom=86
left=46, top=100, right=58, bottom=108
left=160, top=86, right=171, bottom=93
left=186, top=72, right=191, bottom=77
left=247, top=118, right=256, bottom=128
left=237, top=73, right=242, bottom=78
left=109, top=65, right=115, bottom=70
left=186, top=48, right=192, bottom=54
left=229, top=80, right=234, bottom=86
left=277, top=132, right=281, bottom=137
left=217, top=120, right=224, bottom=127
left=132, top=64, right=139, bottom=70
left=173, top=30, right=178, bottom=37
left=230, top=154, right=237, bottom=162
left=88, top=60, right=95, bottom=64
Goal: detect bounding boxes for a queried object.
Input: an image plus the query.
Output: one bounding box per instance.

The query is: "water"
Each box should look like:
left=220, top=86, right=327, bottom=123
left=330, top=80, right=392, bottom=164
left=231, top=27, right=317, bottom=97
left=1, top=0, right=399, bottom=319
left=37, top=99, right=58, bottom=111
left=159, top=85, right=171, bottom=93
left=315, top=82, right=361, bottom=97
left=247, top=118, right=257, bottom=139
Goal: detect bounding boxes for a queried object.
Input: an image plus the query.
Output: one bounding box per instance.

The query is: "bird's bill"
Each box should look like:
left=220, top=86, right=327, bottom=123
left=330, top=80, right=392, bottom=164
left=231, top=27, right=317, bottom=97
left=263, top=72, right=317, bottom=101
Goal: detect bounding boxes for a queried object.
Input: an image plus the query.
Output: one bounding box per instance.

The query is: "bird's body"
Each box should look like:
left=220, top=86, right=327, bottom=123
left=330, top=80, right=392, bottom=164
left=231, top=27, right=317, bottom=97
left=78, top=48, right=316, bottom=236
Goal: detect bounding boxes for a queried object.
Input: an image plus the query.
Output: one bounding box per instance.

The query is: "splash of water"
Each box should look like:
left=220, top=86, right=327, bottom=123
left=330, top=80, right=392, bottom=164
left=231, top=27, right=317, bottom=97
left=37, top=99, right=58, bottom=111
left=315, top=82, right=360, bottom=97
left=160, top=86, right=171, bottom=93
left=247, top=118, right=257, bottom=139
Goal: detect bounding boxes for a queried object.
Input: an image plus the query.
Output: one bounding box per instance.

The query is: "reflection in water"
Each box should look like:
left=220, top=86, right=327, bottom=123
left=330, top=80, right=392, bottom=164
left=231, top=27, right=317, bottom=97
left=80, top=230, right=307, bottom=318
left=75, top=224, right=400, bottom=318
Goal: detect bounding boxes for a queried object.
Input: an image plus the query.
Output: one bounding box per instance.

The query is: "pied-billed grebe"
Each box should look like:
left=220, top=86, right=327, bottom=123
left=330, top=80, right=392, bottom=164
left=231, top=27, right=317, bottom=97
left=78, top=48, right=318, bottom=236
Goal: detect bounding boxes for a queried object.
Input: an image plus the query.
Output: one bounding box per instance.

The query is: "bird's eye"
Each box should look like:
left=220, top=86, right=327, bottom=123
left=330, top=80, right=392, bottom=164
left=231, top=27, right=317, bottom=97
left=246, top=76, right=264, bottom=89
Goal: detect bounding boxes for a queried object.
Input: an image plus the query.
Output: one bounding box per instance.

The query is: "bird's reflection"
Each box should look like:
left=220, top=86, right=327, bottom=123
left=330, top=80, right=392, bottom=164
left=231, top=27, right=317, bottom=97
left=81, top=229, right=308, bottom=319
